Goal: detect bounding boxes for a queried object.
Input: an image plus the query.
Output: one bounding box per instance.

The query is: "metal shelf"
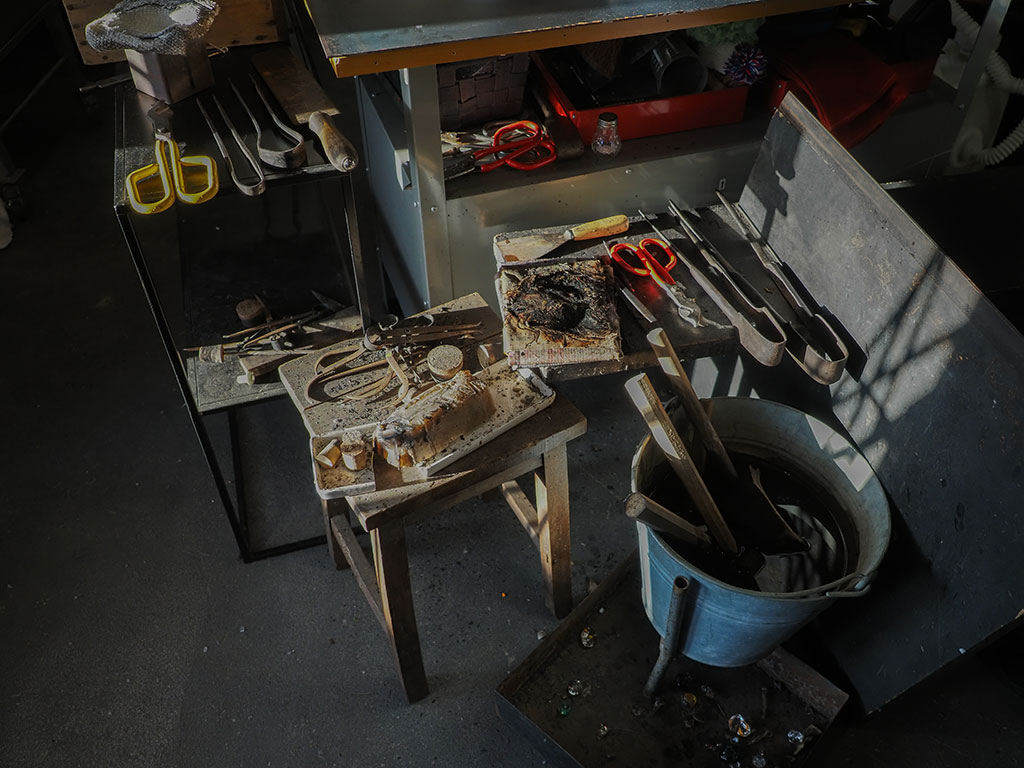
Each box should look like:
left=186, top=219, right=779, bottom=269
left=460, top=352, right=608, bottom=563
left=113, top=47, right=366, bottom=562
left=444, top=116, right=770, bottom=202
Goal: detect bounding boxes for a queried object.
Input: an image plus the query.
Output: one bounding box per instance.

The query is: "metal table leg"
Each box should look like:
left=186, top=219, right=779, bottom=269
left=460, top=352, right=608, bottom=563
left=116, top=207, right=250, bottom=557
left=117, top=207, right=327, bottom=562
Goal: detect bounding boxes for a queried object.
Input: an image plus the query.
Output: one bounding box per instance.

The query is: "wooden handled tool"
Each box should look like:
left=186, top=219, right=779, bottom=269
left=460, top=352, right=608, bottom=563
left=625, top=373, right=738, bottom=554
left=647, top=328, right=737, bottom=477
left=646, top=327, right=809, bottom=556
left=530, top=81, right=584, bottom=160
left=252, top=48, right=358, bottom=173
left=504, top=214, right=629, bottom=260
left=625, top=492, right=712, bottom=550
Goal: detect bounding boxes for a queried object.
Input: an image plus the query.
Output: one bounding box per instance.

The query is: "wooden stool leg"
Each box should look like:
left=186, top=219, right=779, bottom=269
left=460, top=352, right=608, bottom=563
left=321, top=498, right=349, bottom=571
left=535, top=443, right=573, bottom=618
left=371, top=524, right=428, bottom=703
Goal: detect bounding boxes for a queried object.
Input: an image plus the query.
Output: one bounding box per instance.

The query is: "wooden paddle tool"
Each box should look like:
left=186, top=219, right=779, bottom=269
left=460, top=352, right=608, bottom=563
left=625, top=373, right=738, bottom=554
left=645, top=327, right=809, bottom=556
left=252, top=48, right=358, bottom=173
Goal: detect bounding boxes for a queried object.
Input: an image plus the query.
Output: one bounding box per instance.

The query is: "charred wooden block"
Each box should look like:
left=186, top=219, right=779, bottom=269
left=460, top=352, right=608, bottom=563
left=499, top=259, right=622, bottom=368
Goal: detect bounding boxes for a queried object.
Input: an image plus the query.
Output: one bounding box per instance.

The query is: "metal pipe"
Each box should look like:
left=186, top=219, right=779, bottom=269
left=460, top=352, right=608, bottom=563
left=644, top=575, right=689, bottom=697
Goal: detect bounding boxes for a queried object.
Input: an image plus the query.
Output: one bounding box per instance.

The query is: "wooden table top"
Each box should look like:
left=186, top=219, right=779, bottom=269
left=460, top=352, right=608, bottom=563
left=304, top=0, right=846, bottom=77
left=347, top=393, right=586, bottom=530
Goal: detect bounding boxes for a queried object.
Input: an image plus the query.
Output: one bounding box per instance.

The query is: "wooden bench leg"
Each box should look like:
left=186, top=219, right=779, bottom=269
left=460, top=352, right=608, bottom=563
left=371, top=523, right=428, bottom=703
left=535, top=443, right=573, bottom=618
left=321, top=498, right=349, bottom=571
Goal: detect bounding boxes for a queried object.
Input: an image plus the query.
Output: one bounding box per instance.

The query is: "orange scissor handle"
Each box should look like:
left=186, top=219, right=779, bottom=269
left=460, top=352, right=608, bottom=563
left=610, top=242, right=647, bottom=275
left=610, top=238, right=677, bottom=277
left=475, top=120, right=557, bottom=173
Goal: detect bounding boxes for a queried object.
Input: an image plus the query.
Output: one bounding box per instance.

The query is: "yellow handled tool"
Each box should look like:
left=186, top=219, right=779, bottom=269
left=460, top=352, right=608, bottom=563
left=126, top=136, right=218, bottom=215
left=500, top=214, right=630, bottom=261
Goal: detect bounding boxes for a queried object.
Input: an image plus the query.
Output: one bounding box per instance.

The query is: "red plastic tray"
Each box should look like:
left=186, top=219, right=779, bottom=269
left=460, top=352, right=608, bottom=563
left=533, top=53, right=749, bottom=144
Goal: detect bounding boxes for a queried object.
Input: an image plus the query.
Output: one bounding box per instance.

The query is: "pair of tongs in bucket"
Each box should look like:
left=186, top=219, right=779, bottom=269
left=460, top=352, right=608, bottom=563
left=713, top=192, right=849, bottom=385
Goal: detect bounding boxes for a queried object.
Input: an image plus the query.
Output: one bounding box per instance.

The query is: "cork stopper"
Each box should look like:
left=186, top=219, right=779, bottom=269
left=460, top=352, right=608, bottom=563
left=198, top=344, right=224, bottom=363
left=426, top=344, right=465, bottom=381
left=235, top=297, right=265, bottom=327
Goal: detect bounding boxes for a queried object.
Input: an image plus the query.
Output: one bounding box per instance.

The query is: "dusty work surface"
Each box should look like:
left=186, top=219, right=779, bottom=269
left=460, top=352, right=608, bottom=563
left=498, top=258, right=623, bottom=369
left=493, top=215, right=740, bottom=381
left=185, top=308, right=362, bottom=413
left=498, top=555, right=847, bottom=768
left=310, top=362, right=555, bottom=498
left=278, top=293, right=501, bottom=437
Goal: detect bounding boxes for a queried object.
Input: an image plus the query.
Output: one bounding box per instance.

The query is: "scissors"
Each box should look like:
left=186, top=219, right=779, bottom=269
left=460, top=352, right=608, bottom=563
left=126, top=104, right=218, bottom=215
left=605, top=236, right=704, bottom=326
left=472, top=120, right=556, bottom=173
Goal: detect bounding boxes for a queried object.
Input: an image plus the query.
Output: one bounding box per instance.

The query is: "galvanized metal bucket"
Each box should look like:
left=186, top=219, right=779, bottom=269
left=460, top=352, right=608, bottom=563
left=632, top=397, right=890, bottom=668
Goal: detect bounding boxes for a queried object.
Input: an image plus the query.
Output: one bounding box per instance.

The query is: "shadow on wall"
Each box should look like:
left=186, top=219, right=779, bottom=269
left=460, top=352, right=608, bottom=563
left=682, top=95, right=1024, bottom=714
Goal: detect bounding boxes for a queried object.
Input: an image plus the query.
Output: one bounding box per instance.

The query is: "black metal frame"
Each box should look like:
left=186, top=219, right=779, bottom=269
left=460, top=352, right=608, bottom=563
left=116, top=204, right=338, bottom=561
left=112, top=45, right=384, bottom=562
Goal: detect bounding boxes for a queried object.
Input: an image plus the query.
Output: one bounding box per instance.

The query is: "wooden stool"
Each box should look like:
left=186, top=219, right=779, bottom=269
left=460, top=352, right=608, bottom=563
left=322, top=395, right=586, bottom=703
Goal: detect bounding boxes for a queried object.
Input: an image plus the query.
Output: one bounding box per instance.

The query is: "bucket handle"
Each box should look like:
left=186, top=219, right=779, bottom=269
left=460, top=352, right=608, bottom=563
left=824, top=571, right=872, bottom=598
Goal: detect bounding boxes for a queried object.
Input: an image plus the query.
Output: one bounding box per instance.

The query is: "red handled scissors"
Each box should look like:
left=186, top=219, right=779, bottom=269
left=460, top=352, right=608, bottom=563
left=473, top=120, right=556, bottom=173
left=609, top=238, right=678, bottom=287
left=606, top=237, right=702, bottom=325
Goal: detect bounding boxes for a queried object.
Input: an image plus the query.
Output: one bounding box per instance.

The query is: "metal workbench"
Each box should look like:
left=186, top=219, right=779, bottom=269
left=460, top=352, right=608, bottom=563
left=296, top=0, right=999, bottom=320
left=303, top=0, right=848, bottom=317
left=308, top=0, right=844, bottom=78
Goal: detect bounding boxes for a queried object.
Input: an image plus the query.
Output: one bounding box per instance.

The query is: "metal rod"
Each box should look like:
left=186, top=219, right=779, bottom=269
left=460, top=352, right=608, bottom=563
left=954, top=0, right=1012, bottom=112
left=116, top=209, right=250, bottom=558
left=0, top=56, right=67, bottom=133
left=227, top=409, right=249, bottom=547
left=198, top=95, right=266, bottom=196
left=246, top=535, right=327, bottom=562
left=644, top=576, right=689, bottom=697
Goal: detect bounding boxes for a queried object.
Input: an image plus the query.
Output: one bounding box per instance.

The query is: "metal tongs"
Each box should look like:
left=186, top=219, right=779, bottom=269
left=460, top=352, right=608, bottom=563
left=230, top=76, right=307, bottom=170
left=198, top=94, right=266, bottom=196
left=659, top=203, right=788, bottom=367
left=714, top=192, right=849, bottom=385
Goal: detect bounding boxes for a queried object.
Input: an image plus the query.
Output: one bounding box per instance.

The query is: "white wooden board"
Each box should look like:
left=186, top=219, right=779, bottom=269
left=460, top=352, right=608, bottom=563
left=310, top=361, right=555, bottom=499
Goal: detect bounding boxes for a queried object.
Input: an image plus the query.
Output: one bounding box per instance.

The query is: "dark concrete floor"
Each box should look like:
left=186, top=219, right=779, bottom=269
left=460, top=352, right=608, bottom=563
left=2, top=95, right=1024, bottom=767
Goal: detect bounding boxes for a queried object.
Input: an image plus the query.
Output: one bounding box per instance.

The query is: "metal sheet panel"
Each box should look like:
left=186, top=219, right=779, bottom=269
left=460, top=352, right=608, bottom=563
left=740, top=94, right=1024, bottom=712
left=358, top=75, right=430, bottom=312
